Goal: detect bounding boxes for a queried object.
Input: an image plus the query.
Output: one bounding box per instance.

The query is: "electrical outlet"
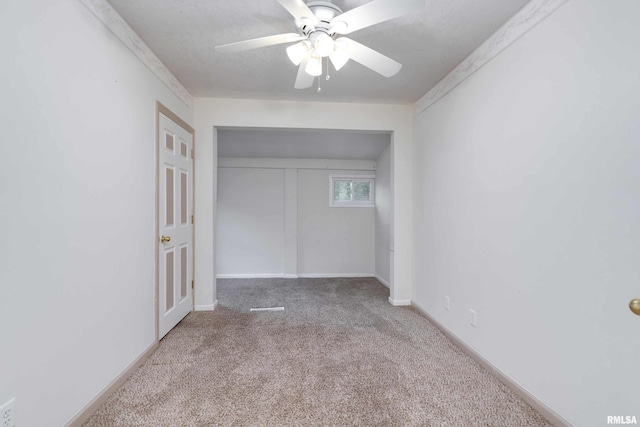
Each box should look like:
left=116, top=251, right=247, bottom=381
left=1, top=398, right=15, bottom=427
left=470, top=309, right=477, bottom=327
left=444, top=296, right=450, bottom=311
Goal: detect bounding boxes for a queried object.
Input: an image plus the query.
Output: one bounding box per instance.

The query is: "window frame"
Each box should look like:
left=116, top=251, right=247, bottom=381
left=329, top=175, right=375, bottom=208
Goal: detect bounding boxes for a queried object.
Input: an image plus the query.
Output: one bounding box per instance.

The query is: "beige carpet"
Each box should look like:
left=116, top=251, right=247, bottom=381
left=84, top=278, right=552, bottom=426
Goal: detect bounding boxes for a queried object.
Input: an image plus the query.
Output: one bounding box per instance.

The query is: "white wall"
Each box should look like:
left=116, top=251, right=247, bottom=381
left=375, top=144, right=391, bottom=286
left=0, top=1, right=192, bottom=426
left=193, top=99, right=413, bottom=306
left=216, top=168, right=285, bottom=276
left=298, top=169, right=375, bottom=276
left=412, top=1, right=640, bottom=425
left=216, top=160, right=376, bottom=278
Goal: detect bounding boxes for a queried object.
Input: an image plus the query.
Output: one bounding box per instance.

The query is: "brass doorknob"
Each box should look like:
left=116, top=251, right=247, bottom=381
left=630, top=299, right=640, bottom=316
left=160, top=235, right=171, bottom=243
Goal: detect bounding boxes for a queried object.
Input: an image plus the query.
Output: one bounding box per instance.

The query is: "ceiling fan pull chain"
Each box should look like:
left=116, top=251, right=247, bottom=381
left=326, top=57, right=331, bottom=81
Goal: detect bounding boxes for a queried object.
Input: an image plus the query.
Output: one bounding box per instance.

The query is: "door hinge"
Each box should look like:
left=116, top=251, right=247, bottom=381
left=191, top=214, right=194, bottom=224
left=191, top=148, right=194, bottom=159
left=191, top=280, right=194, bottom=290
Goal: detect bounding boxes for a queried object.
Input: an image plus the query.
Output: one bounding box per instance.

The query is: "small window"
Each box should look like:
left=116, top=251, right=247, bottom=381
left=330, top=175, right=375, bottom=207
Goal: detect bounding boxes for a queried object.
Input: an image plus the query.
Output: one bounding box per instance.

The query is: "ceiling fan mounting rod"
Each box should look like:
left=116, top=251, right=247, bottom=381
left=306, top=1, right=342, bottom=19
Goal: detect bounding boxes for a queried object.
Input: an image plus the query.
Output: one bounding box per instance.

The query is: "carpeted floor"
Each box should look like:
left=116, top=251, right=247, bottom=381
left=84, top=278, right=552, bottom=426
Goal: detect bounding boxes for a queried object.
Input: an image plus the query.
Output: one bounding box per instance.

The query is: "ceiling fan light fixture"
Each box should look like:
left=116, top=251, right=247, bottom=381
left=286, top=40, right=310, bottom=65
left=313, top=32, right=335, bottom=57
left=305, top=55, right=323, bottom=76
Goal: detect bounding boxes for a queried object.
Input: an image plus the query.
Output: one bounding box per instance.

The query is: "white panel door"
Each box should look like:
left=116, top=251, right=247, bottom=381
left=159, top=112, right=193, bottom=339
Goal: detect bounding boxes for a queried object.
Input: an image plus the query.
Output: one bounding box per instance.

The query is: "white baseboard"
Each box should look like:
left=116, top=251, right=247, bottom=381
left=65, top=341, right=157, bottom=427
left=217, top=273, right=375, bottom=279
left=216, top=274, right=285, bottom=279
left=195, top=303, right=216, bottom=311
left=388, top=297, right=411, bottom=306
left=298, top=273, right=374, bottom=279
left=411, top=301, right=572, bottom=427
left=375, top=275, right=390, bottom=288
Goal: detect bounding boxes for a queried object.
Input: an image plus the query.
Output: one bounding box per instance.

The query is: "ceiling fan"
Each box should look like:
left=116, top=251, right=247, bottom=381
left=214, top=0, right=425, bottom=89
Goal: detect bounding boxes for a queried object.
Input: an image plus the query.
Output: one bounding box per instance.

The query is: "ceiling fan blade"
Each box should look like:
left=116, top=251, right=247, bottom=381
left=294, top=57, right=314, bottom=89
left=277, top=0, right=318, bottom=24
left=331, top=0, right=425, bottom=35
left=340, top=38, right=402, bottom=77
left=215, top=33, right=305, bottom=54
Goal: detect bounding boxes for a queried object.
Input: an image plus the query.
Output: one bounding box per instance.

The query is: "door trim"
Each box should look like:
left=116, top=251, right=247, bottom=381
left=155, top=102, right=195, bottom=342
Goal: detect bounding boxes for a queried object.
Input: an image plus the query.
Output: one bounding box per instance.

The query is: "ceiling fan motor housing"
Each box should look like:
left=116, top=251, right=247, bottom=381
left=298, top=1, right=344, bottom=38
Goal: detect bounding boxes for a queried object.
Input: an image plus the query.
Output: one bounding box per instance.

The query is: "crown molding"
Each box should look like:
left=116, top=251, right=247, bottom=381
left=79, top=0, right=193, bottom=108
left=414, top=0, right=570, bottom=116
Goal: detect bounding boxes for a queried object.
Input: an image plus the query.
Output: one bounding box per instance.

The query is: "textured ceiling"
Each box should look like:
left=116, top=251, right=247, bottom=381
left=108, top=0, right=530, bottom=104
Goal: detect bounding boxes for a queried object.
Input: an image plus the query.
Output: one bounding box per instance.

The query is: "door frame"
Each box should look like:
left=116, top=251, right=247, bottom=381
left=155, top=101, right=195, bottom=342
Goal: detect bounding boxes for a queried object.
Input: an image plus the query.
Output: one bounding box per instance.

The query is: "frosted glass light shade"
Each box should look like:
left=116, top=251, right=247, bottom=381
left=329, top=50, right=350, bottom=71
left=286, top=41, right=310, bottom=66
left=305, top=55, right=322, bottom=76
left=313, top=33, right=334, bottom=57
